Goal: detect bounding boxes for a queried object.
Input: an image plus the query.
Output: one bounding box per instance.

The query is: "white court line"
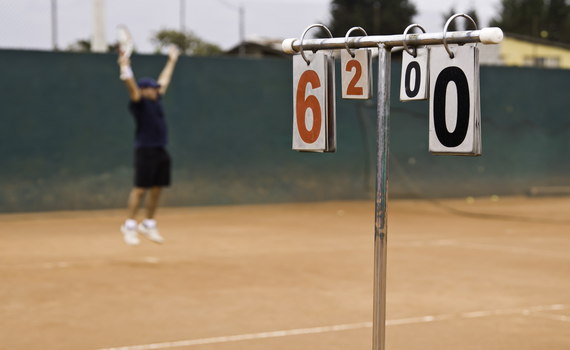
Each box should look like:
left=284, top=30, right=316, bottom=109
left=0, top=261, right=80, bottom=270
left=95, top=304, right=567, bottom=350
left=393, top=239, right=570, bottom=259
left=525, top=311, right=570, bottom=322
left=0, top=257, right=162, bottom=271
left=7, top=238, right=568, bottom=271
left=449, top=241, right=570, bottom=259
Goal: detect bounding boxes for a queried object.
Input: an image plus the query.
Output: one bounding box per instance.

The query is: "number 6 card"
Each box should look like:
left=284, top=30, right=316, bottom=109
left=341, top=49, right=372, bottom=99
left=292, top=52, right=336, bottom=152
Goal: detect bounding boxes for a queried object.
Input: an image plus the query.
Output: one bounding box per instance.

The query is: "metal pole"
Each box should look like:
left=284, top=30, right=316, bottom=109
left=92, top=0, right=107, bottom=52
left=373, top=1, right=380, bottom=34
left=51, top=0, right=57, bottom=50
left=373, top=43, right=391, bottom=350
left=180, top=0, right=186, bottom=32
left=283, top=28, right=503, bottom=52
left=239, top=5, right=245, bottom=56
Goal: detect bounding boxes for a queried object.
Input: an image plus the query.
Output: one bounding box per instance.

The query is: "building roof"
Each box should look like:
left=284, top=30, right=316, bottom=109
left=505, top=32, right=570, bottom=51
left=224, top=41, right=292, bottom=59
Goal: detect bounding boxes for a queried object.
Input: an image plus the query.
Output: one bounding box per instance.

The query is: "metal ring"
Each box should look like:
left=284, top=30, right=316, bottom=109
left=443, top=13, right=478, bottom=59
left=299, top=24, right=333, bottom=65
left=344, top=27, right=368, bottom=58
left=402, top=24, right=426, bottom=58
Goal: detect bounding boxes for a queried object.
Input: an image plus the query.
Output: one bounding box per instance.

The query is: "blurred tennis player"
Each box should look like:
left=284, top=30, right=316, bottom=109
left=117, top=44, right=180, bottom=246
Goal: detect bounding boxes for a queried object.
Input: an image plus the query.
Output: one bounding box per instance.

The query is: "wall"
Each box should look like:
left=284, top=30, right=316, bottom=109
left=0, top=50, right=569, bottom=212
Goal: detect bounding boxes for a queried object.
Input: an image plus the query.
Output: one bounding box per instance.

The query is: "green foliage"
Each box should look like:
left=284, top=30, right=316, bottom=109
left=107, top=42, right=120, bottom=53
left=491, top=0, right=570, bottom=43
left=322, top=0, right=417, bottom=37
left=66, top=39, right=133, bottom=54
left=441, top=8, right=479, bottom=31
left=465, top=9, right=480, bottom=29
left=150, top=29, right=222, bottom=56
left=67, top=39, right=91, bottom=52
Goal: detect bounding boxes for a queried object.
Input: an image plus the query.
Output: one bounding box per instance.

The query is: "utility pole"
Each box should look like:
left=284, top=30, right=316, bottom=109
left=51, top=0, right=58, bottom=50
left=239, top=5, right=245, bottom=56
left=180, top=0, right=186, bottom=32
left=218, top=0, right=246, bottom=56
left=373, top=1, right=380, bottom=34
left=92, top=0, right=107, bottom=52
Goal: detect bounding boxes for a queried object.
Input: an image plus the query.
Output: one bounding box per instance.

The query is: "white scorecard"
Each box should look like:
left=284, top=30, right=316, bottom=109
left=400, top=47, right=429, bottom=101
left=341, top=49, right=372, bottom=100
left=428, top=43, right=481, bottom=156
left=117, top=25, right=134, bottom=58
left=292, top=52, right=336, bottom=152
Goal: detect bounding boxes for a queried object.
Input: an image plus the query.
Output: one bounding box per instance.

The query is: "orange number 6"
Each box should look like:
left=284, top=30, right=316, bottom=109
left=296, top=70, right=322, bottom=144
left=346, top=60, right=363, bottom=96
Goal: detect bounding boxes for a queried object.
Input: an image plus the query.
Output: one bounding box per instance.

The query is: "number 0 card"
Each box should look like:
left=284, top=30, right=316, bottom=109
left=400, top=47, right=429, bottom=101
left=428, top=44, right=481, bottom=156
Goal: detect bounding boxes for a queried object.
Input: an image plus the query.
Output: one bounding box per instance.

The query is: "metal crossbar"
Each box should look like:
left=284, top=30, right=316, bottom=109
left=282, top=28, right=503, bottom=52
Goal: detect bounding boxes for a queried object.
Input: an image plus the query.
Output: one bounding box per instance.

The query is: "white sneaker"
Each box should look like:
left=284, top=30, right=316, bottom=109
left=138, top=223, right=164, bottom=244
left=121, top=225, right=140, bottom=246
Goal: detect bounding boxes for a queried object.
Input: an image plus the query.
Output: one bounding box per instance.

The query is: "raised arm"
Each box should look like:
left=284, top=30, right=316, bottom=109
left=157, top=45, right=180, bottom=96
left=118, top=56, right=141, bottom=102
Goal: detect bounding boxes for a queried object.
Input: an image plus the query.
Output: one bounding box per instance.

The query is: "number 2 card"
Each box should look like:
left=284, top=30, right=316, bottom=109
left=341, top=49, right=372, bottom=100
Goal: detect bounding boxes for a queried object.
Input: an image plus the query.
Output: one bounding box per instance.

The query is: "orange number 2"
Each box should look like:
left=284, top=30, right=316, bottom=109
left=346, top=60, right=363, bottom=96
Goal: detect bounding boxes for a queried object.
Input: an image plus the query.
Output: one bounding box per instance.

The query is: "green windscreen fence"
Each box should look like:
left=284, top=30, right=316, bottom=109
left=0, top=50, right=569, bottom=212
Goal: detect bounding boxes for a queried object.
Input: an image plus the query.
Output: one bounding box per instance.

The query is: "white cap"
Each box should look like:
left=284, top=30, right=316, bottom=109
left=282, top=38, right=298, bottom=53
left=480, top=28, right=504, bottom=45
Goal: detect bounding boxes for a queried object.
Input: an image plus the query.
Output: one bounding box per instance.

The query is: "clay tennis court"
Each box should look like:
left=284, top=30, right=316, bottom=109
left=1, top=196, right=569, bottom=350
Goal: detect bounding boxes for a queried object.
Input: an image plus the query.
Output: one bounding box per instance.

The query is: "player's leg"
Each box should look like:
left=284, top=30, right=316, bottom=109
left=145, top=186, right=162, bottom=219
left=138, top=148, right=170, bottom=244
left=128, top=187, right=146, bottom=219
left=121, top=187, right=146, bottom=246
left=121, top=147, right=153, bottom=245
left=138, top=186, right=164, bottom=243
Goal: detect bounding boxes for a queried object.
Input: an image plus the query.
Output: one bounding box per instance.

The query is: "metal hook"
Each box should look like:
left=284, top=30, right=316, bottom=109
left=344, top=27, right=368, bottom=58
left=443, top=13, right=478, bottom=59
left=299, top=24, right=333, bottom=65
left=402, top=24, right=426, bottom=58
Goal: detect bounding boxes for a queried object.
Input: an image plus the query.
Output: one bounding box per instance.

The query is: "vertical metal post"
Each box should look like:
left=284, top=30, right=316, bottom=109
left=239, top=5, right=245, bottom=56
left=373, top=1, right=380, bottom=34
left=92, top=0, right=107, bottom=52
left=51, top=0, right=57, bottom=50
left=180, top=0, right=186, bottom=32
left=373, top=43, right=391, bottom=350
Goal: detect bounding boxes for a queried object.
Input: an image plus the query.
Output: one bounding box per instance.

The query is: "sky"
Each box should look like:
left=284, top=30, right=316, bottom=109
left=0, top=0, right=501, bottom=53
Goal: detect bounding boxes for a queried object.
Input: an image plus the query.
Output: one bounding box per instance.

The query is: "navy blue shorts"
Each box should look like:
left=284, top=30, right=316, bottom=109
left=134, top=147, right=171, bottom=188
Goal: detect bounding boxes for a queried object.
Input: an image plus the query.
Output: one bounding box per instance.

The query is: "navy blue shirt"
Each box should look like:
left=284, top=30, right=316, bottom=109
left=128, top=95, right=168, bottom=148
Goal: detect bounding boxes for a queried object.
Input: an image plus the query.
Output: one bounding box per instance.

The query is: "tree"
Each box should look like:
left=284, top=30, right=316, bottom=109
left=442, top=8, right=459, bottom=32
left=441, top=8, right=479, bottom=31
left=490, top=0, right=570, bottom=43
left=465, top=9, right=480, bottom=30
left=150, top=29, right=222, bottom=56
left=67, top=39, right=130, bottom=53
left=323, top=0, right=417, bottom=37
left=67, top=39, right=91, bottom=52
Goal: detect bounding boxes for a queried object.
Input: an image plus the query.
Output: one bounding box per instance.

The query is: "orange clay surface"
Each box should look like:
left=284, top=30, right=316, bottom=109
left=1, top=196, right=569, bottom=350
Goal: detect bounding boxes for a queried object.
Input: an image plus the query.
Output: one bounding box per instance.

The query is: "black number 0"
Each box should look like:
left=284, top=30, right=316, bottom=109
left=404, top=61, right=421, bottom=97
left=433, top=66, right=470, bottom=147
